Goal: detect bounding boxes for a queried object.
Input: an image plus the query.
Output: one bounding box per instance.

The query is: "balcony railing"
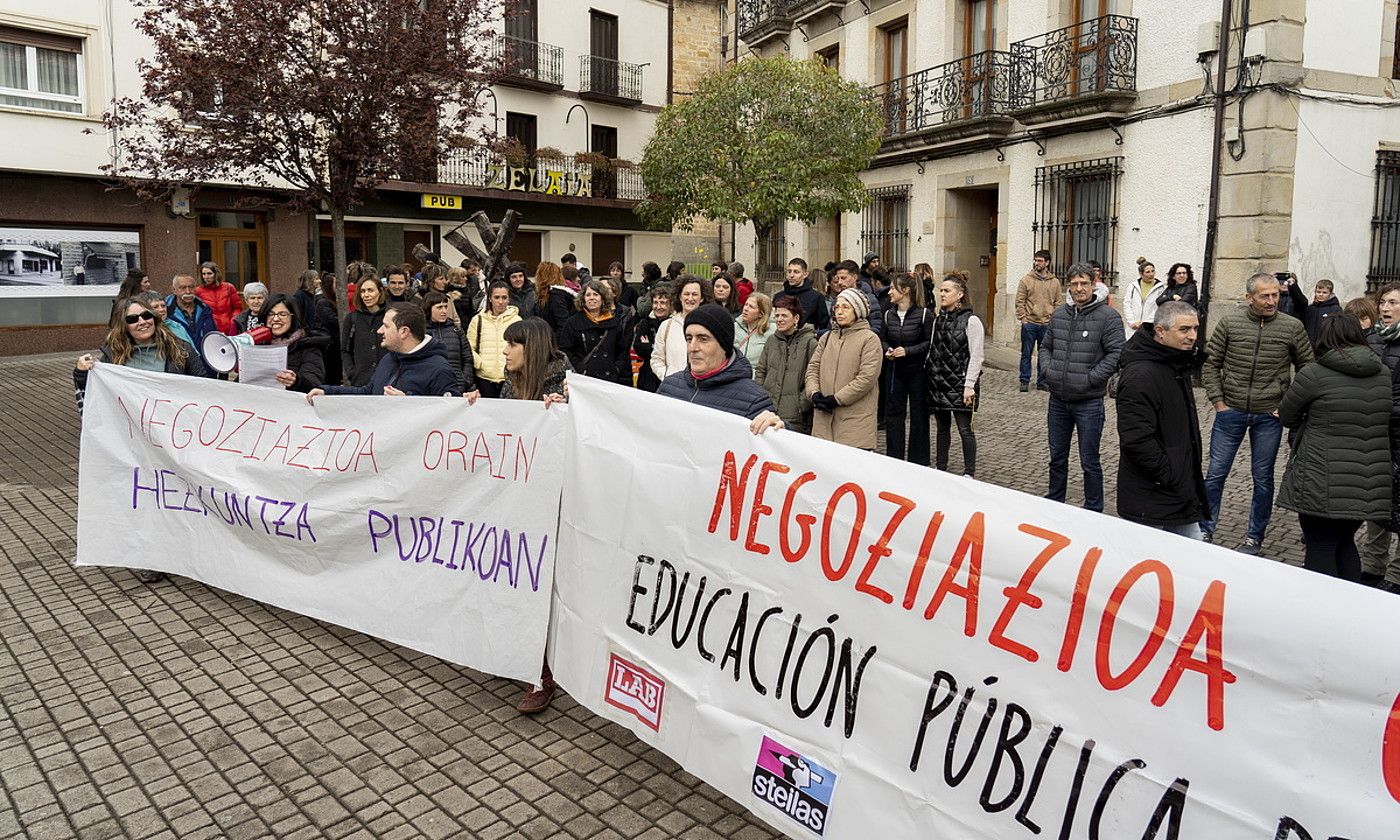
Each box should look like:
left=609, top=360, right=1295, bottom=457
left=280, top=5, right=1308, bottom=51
left=579, top=55, right=643, bottom=104
left=1010, top=14, right=1138, bottom=121
left=494, top=34, right=564, bottom=91
left=737, top=0, right=792, bottom=47
left=871, top=50, right=1021, bottom=139
left=434, top=148, right=646, bottom=202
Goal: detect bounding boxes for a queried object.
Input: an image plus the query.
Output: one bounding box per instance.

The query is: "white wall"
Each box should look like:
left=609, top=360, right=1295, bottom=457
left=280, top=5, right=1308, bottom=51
left=1289, top=96, right=1396, bottom=300
left=1303, top=0, right=1386, bottom=76
left=1, top=0, right=147, bottom=176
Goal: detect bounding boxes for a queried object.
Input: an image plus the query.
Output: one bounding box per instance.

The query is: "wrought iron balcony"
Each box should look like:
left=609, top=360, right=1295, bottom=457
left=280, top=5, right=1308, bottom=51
left=433, top=148, right=645, bottom=203
left=871, top=50, right=1021, bottom=146
left=1010, top=14, right=1138, bottom=125
left=579, top=55, right=643, bottom=105
left=494, top=34, right=564, bottom=91
left=737, top=0, right=792, bottom=48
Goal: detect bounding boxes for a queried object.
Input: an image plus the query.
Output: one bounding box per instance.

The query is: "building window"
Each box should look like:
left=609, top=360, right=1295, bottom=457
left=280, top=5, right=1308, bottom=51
left=1370, top=150, right=1400, bottom=291
left=1032, top=156, right=1122, bottom=280
left=861, top=186, right=911, bottom=274
left=817, top=44, right=839, bottom=73
left=0, top=26, right=83, bottom=114
left=755, top=220, right=787, bottom=284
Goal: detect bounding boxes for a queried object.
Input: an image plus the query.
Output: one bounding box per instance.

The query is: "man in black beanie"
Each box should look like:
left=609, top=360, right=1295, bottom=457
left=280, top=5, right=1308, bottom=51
left=656, top=303, right=784, bottom=432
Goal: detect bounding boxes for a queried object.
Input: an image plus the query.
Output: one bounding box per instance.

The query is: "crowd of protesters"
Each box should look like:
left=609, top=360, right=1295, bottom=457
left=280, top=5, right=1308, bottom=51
left=73, top=248, right=1400, bottom=700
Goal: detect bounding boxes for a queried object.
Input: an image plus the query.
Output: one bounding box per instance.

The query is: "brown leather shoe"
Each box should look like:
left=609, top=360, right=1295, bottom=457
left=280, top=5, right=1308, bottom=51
left=517, top=681, right=556, bottom=714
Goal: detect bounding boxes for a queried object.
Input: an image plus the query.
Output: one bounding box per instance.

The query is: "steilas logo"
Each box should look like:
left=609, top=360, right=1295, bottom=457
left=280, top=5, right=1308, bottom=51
left=751, top=736, right=837, bottom=836
left=604, top=654, right=665, bottom=732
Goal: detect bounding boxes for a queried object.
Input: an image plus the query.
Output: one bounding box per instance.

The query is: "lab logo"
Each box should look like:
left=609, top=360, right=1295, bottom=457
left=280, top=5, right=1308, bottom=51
left=751, top=736, right=836, bottom=836
left=604, top=653, right=665, bottom=731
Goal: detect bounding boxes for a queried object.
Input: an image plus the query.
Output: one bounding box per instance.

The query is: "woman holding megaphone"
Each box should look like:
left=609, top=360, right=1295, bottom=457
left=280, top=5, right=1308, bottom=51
left=260, top=294, right=328, bottom=393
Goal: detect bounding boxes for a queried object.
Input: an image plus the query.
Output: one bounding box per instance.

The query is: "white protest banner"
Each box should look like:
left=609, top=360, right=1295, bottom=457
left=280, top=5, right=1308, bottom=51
left=552, top=375, right=1400, bottom=840
left=76, top=363, right=563, bottom=682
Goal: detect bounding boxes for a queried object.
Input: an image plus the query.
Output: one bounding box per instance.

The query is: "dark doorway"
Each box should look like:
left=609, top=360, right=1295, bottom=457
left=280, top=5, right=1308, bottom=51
left=403, top=230, right=432, bottom=271
left=592, top=233, right=626, bottom=278
left=506, top=111, right=538, bottom=157
left=509, top=231, right=543, bottom=275
left=591, top=124, right=618, bottom=198
left=590, top=11, right=619, bottom=94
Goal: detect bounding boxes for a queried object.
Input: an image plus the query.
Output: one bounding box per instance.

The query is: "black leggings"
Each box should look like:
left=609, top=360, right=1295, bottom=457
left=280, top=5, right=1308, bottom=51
left=1297, top=514, right=1362, bottom=581
left=932, top=409, right=976, bottom=476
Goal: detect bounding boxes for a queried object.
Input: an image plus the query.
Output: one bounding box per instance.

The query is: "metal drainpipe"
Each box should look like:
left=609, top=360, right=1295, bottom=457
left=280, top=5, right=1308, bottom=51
left=1199, top=0, right=1234, bottom=331
left=667, top=1, right=675, bottom=105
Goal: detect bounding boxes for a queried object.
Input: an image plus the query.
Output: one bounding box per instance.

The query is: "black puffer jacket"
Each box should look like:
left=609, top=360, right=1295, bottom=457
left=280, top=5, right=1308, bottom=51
left=1114, top=328, right=1208, bottom=526
left=1366, top=329, right=1400, bottom=373
left=425, top=319, right=477, bottom=393
left=926, top=307, right=980, bottom=412
left=1039, top=298, right=1125, bottom=402
left=1277, top=345, right=1391, bottom=521
left=340, top=307, right=387, bottom=387
left=657, top=353, right=775, bottom=420
left=881, top=306, right=931, bottom=373
left=323, top=336, right=459, bottom=396
left=559, top=312, right=632, bottom=384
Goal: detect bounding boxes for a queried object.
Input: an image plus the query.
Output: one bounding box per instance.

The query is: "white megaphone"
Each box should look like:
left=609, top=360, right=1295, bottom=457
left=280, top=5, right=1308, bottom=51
left=202, top=326, right=272, bottom=374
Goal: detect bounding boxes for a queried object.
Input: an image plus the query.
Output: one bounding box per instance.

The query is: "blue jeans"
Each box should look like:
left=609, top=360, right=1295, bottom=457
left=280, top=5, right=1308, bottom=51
left=1019, top=323, right=1048, bottom=385
left=1046, top=396, right=1105, bottom=512
left=1159, top=522, right=1203, bottom=540
left=1201, top=409, right=1283, bottom=542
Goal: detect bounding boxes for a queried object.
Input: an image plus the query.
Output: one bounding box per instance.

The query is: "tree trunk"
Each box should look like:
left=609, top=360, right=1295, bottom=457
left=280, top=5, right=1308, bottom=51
left=331, top=205, right=348, bottom=282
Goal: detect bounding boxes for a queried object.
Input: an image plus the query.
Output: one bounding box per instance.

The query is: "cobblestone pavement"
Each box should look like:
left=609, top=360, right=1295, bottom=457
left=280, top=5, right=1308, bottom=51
left=0, top=352, right=1306, bottom=840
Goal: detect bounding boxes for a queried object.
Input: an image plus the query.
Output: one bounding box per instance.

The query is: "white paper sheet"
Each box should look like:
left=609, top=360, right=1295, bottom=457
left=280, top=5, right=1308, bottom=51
left=238, top=344, right=288, bottom=388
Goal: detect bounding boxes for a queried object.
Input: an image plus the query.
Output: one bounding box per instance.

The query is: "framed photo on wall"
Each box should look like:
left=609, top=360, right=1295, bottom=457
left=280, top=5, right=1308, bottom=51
left=0, top=225, right=143, bottom=297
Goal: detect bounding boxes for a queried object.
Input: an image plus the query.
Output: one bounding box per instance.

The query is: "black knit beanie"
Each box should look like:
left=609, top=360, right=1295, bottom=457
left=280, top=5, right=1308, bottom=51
left=684, top=303, right=735, bottom=358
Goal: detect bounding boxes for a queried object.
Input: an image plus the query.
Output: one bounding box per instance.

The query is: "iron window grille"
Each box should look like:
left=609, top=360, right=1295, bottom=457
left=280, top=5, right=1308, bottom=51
left=861, top=186, right=911, bottom=274
left=1032, top=157, right=1122, bottom=281
left=755, top=220, right=788, bottom=284
left=1369, top=150, right=1400, bottom=292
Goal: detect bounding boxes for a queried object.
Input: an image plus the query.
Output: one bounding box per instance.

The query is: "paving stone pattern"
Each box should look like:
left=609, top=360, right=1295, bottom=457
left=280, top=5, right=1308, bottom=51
left=0, top=353, right=1304, bottom=840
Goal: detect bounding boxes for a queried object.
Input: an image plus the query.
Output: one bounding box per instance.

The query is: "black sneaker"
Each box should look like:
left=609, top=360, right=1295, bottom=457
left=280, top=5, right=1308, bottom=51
left=1201, top=531, right=1214, bottom=544
left=1019, top=382, right=1029, bottom=393
left=1037, top=383, right=1051, bottom=392
left=1235, top=537, right=1262, bottom=556
left=1378, top=580, right=1400, bottom=594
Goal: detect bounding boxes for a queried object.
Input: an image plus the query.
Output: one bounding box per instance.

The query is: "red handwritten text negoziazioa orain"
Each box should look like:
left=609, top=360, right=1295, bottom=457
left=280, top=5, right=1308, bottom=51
left=117, top=396, right=379, bottom=473
left=706, top=451, right=1237, bottom=733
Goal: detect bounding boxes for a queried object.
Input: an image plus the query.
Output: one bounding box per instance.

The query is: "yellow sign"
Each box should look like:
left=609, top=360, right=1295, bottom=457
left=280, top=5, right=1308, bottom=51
left=420, top=194, right=463, bottom=210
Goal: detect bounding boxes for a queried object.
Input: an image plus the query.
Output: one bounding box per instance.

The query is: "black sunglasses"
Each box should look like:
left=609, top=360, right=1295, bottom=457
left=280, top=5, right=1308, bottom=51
left=124, top=312, right=156, bottom=324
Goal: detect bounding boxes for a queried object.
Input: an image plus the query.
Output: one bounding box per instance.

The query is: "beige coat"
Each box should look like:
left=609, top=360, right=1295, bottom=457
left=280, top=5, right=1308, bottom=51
left=804, top=319, right=883, bottom=449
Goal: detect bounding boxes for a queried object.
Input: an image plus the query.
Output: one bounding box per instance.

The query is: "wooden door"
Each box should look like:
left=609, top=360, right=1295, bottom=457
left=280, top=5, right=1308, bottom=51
left=592, top=234, right=626, bottom=277
left=590, top=11, right=619, bottom=94
left=509, top=231, right=542, bottom=275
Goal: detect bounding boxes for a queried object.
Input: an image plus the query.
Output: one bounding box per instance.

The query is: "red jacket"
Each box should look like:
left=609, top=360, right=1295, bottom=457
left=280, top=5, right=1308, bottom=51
left=736, top=277, right=754, bottom=306
left=195, top=281, right=244, bottom=335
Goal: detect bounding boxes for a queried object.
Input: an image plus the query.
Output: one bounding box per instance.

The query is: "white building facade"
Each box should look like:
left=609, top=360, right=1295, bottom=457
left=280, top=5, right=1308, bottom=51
left=0, top=0, right=699, bottom=352
left=732, top=0, right=1400, bottom=346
